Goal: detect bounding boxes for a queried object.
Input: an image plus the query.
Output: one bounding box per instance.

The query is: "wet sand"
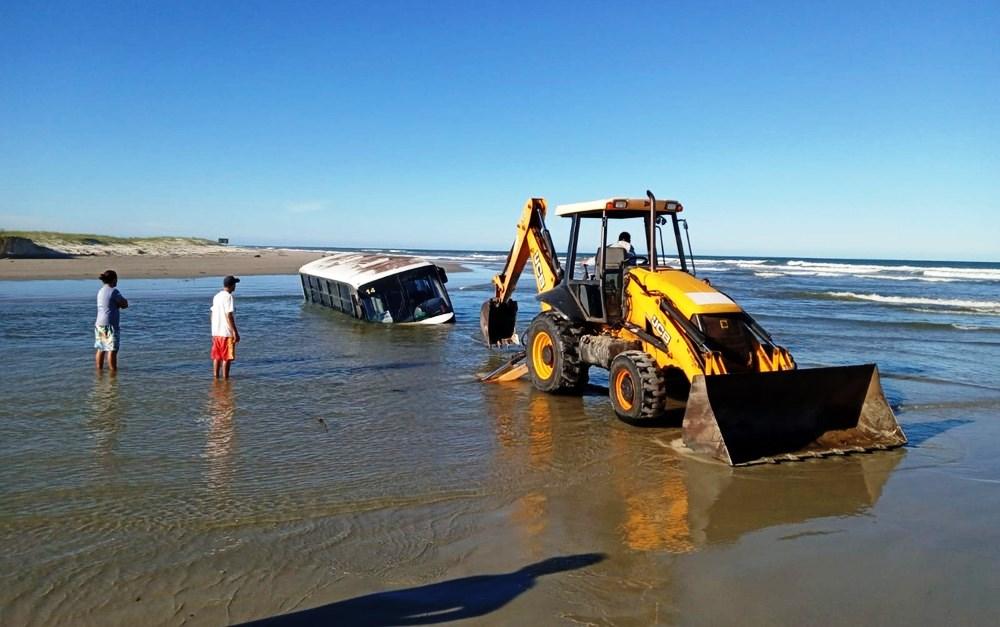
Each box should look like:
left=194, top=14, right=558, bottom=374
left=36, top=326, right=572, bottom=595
left=0, top=249, right=469, bottom=280
left=2, top=268, right=999, bottom=625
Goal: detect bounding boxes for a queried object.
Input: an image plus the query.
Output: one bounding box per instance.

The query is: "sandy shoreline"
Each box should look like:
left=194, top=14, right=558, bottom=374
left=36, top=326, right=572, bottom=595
left=0, top=249, right=470, bottom=281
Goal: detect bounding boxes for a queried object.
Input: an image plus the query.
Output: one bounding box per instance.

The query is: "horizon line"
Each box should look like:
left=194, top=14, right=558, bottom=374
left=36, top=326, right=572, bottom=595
left=243, top=243, right=999, bottom=266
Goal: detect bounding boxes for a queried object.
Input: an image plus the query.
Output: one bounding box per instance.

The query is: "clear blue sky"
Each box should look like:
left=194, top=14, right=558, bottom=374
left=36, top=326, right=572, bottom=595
left=2, top=1, right=997, bottom=260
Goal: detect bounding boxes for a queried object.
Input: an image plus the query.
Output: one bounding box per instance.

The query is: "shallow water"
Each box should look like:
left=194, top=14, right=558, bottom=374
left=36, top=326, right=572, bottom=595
left=2, top=256, right=1000, bottom=625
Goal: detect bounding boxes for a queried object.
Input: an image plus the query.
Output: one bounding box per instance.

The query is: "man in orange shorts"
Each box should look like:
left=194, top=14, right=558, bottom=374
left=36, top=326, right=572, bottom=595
left=211, top=275, right=241, bottom=379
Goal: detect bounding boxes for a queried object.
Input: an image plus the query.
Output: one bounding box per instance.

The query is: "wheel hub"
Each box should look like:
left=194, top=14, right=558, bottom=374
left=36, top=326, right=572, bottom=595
left=621, top=377, right=634, bottom=404
left=542, top=345, right=554, bottom=366
left=531, top=330, right=556, bottom=380
left=614, top=368, right=635, bottom=411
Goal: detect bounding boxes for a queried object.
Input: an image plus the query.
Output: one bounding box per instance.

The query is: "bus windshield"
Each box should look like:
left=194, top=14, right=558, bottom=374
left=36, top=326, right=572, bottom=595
left=358, top=267, right=452, bottom=323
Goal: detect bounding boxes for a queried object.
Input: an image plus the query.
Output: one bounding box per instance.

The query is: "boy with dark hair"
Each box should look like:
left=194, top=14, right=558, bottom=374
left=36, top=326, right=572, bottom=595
left=211, top=275, right=241, bottom=379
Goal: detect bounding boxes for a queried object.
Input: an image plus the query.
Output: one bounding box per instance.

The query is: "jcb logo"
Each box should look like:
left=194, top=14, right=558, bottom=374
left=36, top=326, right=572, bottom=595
left=532, top=250, right=545, bottom=287
left=647, top=314, right=671, bottom=345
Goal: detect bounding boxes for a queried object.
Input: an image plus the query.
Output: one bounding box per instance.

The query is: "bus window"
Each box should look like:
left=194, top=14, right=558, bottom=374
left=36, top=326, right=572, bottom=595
left=360, top=286, right=392, bottom=322
left=326, top=280, right=342, bottom=311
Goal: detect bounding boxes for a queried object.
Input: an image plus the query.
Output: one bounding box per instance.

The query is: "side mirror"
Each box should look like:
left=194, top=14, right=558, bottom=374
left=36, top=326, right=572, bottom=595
left=436, top=266, right=449, bottom=284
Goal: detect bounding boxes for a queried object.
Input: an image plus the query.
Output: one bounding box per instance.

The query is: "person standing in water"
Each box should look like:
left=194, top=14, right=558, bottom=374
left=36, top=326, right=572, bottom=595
left=211, top=275, right=241, bottom=379
left=94, top=270, right=129, bottom=371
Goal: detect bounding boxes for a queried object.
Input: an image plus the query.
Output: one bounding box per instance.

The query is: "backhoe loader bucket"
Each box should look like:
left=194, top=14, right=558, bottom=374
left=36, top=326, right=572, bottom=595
left=682, top=364, right=906, bottom=466
left=481, top=299, right=518, bottom=346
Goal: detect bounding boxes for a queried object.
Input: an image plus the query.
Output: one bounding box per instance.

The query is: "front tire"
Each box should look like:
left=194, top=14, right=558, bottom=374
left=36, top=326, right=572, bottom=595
left=525, top=312, right=588, bottom=394
left=609, top=350, right=665, bottom=420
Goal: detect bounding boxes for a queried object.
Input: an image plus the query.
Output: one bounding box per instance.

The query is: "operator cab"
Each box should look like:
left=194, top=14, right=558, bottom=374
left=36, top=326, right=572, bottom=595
left=550, top=197, right=690, bottom=326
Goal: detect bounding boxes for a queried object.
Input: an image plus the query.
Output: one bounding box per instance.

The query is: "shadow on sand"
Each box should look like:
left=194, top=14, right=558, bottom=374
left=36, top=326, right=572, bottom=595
left=0, top=237, right=74, bottom=259
left=241, top=553, right=605, bottom=626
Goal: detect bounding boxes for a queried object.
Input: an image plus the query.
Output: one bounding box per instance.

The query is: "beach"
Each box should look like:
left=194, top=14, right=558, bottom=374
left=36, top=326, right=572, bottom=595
left=1, top=253, right=999, bottom=625
left=0, top=247, right=471, bottom=281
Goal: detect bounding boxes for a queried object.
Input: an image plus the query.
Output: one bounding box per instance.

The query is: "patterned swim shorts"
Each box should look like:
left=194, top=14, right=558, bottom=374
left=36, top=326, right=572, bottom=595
left=94, top=325, right=119, bottom=351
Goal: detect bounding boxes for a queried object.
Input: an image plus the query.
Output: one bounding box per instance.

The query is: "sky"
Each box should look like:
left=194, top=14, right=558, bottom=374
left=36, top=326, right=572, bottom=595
left=1, top=1, right=998, bottom=260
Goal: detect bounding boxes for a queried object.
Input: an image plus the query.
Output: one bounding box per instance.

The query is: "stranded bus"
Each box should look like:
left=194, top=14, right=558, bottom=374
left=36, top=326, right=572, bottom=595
left=299, top=253, right=455, bottom=324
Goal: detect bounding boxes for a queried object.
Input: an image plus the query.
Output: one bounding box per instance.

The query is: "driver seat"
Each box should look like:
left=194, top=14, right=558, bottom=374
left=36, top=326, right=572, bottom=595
left=596, top=246, right=626, bottom=323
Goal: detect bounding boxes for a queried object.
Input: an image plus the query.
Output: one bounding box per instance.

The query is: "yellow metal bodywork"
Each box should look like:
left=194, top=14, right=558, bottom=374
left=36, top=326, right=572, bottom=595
left=490, top=198, right=560, bottom=310
left=613, top=267, right=795, bottom=381
left=481, top=197, right=796, bottom=386
left=632, top=269, right=741, bottom=318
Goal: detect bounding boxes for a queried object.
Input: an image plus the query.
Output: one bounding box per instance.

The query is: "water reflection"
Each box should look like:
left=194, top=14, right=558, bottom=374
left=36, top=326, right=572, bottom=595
left=679, top=449, right=905, bottom=548
left=86, top=372, right=123, bottom=471
left=510, top=492, right=548, bottom=556
left=605, top=423, right=695, bottom=553
left=204, top=380, right=236, bottom=491
left=526, top=394, right=554, bottom=467
left=486, top=386, right=552, bottom=553
left=484, top=383, right=906, bottom=554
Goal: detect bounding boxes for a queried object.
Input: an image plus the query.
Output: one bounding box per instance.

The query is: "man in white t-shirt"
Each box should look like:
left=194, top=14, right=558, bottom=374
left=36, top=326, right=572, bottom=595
left=584, top=231, right=638, bottom=277
left=610, top=231, right=637, bottom=261
left=210, top=275, right=241, bottom=379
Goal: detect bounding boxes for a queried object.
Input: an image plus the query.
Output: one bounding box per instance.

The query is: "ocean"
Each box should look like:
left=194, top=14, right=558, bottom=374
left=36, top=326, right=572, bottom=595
left=1, top=250, right=999, bottom=625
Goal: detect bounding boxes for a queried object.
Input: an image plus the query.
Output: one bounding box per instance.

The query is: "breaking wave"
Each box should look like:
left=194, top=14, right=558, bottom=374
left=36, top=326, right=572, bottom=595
left=695, top=259, right=769, bottom=266
left=825, top=292, right=1000, bottom=314
left=921, top=267, right=1000, bottom=281
left=749, top=260, right=1000, bottom=283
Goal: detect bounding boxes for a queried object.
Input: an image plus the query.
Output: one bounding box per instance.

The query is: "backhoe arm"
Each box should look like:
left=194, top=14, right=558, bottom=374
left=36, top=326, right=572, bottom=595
left=491, top=198, right=561, bottom=300
left=481, top=197, right=562, bottom=345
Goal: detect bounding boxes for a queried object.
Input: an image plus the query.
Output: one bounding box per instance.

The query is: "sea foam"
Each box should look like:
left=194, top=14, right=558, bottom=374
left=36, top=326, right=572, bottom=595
left=826, top=292, right=1000, bottom=314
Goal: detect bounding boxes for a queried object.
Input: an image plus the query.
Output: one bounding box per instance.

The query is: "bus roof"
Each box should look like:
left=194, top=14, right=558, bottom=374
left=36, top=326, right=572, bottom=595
left=299, top=252, right=435, bottom=289
left=554, top=197, right=683, bottom=217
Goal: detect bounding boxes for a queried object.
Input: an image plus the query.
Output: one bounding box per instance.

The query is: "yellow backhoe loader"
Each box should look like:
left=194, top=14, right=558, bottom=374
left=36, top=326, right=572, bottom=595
left=480, top=192, right=906, bottom=465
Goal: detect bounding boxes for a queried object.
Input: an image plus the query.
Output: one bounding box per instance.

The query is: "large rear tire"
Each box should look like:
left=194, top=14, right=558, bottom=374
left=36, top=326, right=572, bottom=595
left=525, top=312, right=588, bottom=394
left=609, top=350, right=666, bottom=420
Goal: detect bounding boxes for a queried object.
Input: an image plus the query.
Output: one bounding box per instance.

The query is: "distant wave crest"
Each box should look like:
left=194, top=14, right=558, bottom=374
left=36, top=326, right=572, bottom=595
left=826, top=292, right=1000, bottom=314
left=280, top=248, right=1000, bottom=282
left=770, top=260, right=1000, bottom=283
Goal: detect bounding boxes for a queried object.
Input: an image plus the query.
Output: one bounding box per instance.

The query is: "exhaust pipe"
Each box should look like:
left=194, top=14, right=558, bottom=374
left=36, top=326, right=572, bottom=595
left=646, top=190, right=657, bottom=272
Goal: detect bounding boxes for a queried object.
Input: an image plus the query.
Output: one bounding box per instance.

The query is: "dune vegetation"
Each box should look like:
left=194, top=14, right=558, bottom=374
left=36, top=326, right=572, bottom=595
left=0, top=230, right=215, bottom=246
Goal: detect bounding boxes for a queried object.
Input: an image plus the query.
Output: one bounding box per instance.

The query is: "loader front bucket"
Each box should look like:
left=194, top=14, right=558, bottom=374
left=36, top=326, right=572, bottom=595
left=682, top=364, right=906, bottom=466
left=480, top=299, right=518, bottom=346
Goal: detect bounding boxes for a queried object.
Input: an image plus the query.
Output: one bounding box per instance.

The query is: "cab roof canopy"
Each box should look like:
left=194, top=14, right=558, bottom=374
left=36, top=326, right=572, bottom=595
left=554, top=197, right=684, bottom=217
